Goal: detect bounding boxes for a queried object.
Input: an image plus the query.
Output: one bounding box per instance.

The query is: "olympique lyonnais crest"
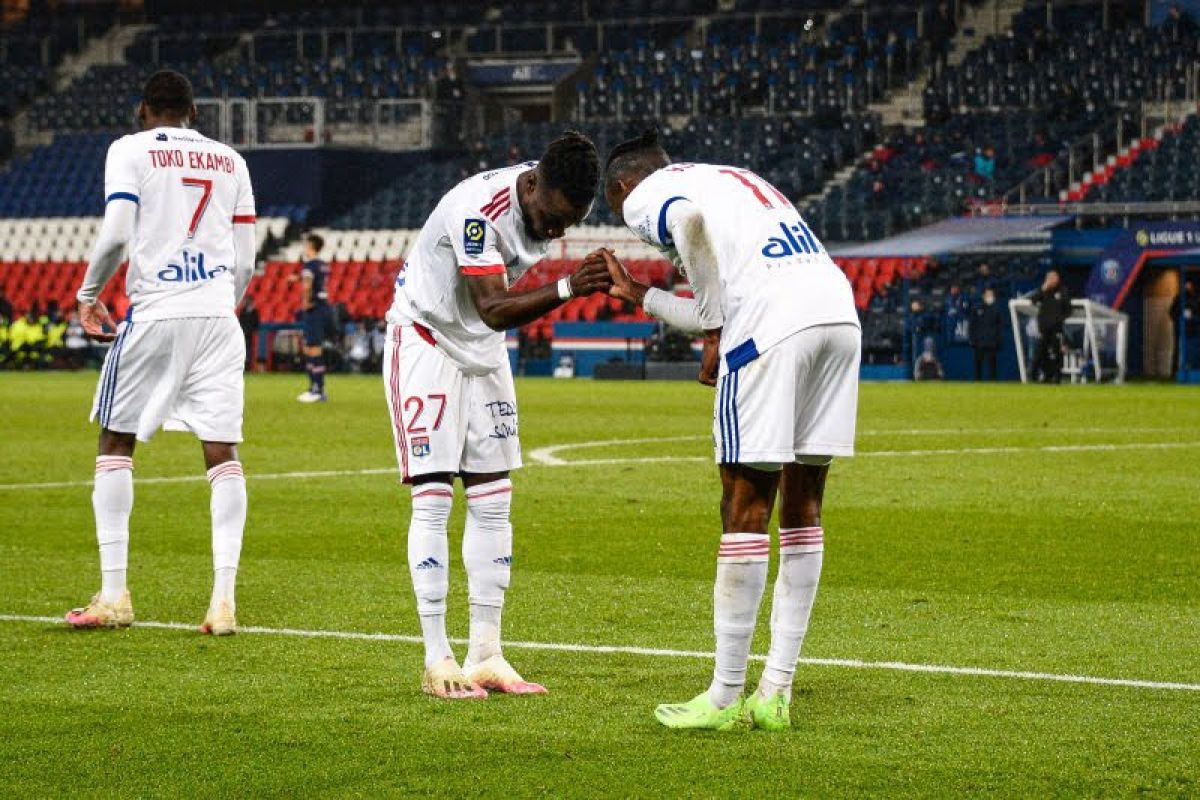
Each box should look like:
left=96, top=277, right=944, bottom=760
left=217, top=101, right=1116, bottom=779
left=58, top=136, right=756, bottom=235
left=1102, top=259, right=1122, bottom=285
left=411, top=436, right=431, bottom=457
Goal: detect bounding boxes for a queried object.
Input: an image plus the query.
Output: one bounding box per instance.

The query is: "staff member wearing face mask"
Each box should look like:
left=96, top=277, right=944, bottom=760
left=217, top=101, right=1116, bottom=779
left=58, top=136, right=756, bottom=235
left=969, top=287, right=1004, bottom=381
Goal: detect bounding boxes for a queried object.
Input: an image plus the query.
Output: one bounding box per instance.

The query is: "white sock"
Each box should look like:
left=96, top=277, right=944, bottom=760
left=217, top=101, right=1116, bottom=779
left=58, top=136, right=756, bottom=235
left=409, top=482, right=454, bottom=668
left=93, top=456, right=133, bottom=604
left=208, top=461, right=247, bottom=609
left=463, top=479, right=513, bottom=666
left=761, top=527, right=825, bottom=697
left=708, top=532, right=769, bottom=708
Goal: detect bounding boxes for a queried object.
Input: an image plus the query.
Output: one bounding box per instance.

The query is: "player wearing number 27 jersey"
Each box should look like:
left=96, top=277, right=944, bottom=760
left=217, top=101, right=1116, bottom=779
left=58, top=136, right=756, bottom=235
left=383, top=132, right=611, bottom=700
left=597, top=130, right=859, bottom=731
left=66, top=71, right=256, bottom=638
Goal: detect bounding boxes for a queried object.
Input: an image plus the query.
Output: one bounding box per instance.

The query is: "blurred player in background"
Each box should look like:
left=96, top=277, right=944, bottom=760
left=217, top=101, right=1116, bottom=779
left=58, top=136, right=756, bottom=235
left=66, top=70, right=257, bottom=637
left=596, top=130, right=861, bottom=731
left=295, top=232, right=333, bottom=402
left=385, top=132, right=610, bottom=699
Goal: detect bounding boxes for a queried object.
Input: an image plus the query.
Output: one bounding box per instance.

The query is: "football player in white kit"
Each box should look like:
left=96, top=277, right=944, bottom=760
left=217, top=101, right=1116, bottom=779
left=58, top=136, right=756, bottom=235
left=385, top=132, right=611, bottom=699
left=594, top=130, right=861, bottom=730
left=65, top=71, right=257, bottom=637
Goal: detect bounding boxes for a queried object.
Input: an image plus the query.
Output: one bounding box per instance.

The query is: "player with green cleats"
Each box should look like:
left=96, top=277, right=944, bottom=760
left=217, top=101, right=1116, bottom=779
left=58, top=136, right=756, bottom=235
left=654, top=692, right=748, bottom=731
left=742, top=687, right=791, bottom=732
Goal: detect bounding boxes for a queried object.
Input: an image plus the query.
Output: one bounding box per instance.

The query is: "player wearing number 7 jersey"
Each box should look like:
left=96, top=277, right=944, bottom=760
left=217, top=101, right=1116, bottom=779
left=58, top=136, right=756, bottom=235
left=383, top=131, right=611, bottom=699
left=66, top=71, right=257, bottom=637
left=594, top=130, right=861, bottom=731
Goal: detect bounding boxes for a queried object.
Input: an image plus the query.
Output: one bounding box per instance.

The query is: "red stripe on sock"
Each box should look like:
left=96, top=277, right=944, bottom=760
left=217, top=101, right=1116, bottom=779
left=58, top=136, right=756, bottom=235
left=412, top=489, right=453, bottom=499
left=208, top=467, right=244, bottom=484
left=466, top=486, right=512, bottom=501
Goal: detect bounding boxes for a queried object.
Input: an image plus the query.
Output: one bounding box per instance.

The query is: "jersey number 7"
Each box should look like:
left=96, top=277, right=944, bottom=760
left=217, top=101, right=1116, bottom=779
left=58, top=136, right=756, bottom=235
left=181, top=177, right=214, bottom=239
left=718, top=168, right=791, bottom=210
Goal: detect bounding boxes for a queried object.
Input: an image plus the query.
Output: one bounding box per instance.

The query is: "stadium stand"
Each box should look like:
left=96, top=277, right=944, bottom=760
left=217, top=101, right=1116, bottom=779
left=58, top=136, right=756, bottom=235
left=0, top=7, right=116, bottom=120
left=808, top=0, right=1200, bottom=240
left=1081, top=113, right=1200, bottom=203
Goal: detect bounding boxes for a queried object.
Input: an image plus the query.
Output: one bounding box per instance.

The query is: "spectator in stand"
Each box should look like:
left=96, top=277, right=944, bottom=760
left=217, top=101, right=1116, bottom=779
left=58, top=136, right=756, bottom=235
left=369, top=319, right=387, bottom=372
left=927, top=2, right=955, bottom=80
left=0, top=284, right=11, bottom=323
left=1165, top=3, right=1198, bottom=41
left=0, top=312, right=9, bottom=367
left=0, top=120, right=13, bottom=162
left=1026, top=131, right=1056, bottom=169
left=974, top=262, right=994, bottom=295
left=64, top=310, right=90, bottom=369
left=869, top=177, right=887, bottom=210
left=974, top=146, right=996, bottom=183
left=969, top=287, right=1004, bottom=381
left=346, top=322, right=371, bottom=373
left=238, top=296, right=261, bottom=369
left=913, top=336, right=944, bottom=381
left=45, top=312, right=67, bottom=367
left=10, top=308, right=45, bottom=368
left=1029, top=270, right=1072, bottom=383
left=909, top=298, right=938, bottom=355
left=944, top=284, right=969, bottom=342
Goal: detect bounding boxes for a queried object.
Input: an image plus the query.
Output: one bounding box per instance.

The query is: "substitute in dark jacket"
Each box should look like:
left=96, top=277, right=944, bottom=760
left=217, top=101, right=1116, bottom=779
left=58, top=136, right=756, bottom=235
left=1029, top=270, right=1072, bottom=383
left=969, top=288, right=1004, bottom=380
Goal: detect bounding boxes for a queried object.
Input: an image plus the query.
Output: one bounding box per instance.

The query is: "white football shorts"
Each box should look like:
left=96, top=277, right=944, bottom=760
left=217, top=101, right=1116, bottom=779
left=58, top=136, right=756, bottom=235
left=383, top=322, right=521, bottom=482
left=713, top=322, right=860, bottom=465
left=90, top=315, right=245, bottom=442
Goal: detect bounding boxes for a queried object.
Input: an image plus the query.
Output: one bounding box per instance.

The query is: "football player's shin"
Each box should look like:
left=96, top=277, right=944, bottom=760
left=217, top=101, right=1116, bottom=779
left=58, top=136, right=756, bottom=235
left=709, top=532, right=769, bottom=708
left=94, top=455, right=133, bottom=604
left=409, top=482, right=454, bottom=668
left=208, top=460, right=246, bottom=610
left=462, top=478, right=513, bottom=666
left=761, top=527, right=824, bottom=697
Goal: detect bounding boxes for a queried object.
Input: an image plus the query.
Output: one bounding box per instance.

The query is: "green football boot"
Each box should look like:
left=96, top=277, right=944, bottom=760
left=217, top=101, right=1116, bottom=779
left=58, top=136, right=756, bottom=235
left=654, top=692, right=747, bottom=731
left=743, top=689, right=791, bottom=732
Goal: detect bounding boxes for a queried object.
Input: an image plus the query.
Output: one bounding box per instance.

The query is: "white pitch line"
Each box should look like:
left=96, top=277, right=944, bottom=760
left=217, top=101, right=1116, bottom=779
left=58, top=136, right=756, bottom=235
left=0, top=468, right=398, bottom=491
left=3, top=440, right=1200, bottom=491
left=1, top=614, right=1196, bottom=693
left=532, top=440, right=1200, bottom=468
left=525, top=428, right=1184, bottom=466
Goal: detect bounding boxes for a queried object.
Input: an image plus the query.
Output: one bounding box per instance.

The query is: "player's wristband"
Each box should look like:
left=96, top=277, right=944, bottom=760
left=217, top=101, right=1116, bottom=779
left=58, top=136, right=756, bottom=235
left=557, top=276, right=573, bottom=300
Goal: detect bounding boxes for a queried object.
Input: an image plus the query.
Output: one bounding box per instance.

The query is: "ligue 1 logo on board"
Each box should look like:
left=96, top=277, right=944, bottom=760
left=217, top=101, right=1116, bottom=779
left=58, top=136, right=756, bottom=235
left=1135, top=229, right=1150, bottom=247
left=1101, top=259, right=1122, bottom=285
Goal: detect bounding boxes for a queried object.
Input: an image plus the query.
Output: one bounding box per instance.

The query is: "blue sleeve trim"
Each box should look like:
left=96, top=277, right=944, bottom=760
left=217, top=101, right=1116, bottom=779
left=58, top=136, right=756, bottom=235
left=724, top=338, right=759, bottom=372
left=656, top=196, right=688, bottom=247
left=106, top=192, right=139, bottom=205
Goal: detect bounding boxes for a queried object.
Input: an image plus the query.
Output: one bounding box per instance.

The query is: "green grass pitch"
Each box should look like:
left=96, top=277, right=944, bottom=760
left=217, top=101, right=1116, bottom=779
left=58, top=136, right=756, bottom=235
left=1, top=372, right=1198, bottom=797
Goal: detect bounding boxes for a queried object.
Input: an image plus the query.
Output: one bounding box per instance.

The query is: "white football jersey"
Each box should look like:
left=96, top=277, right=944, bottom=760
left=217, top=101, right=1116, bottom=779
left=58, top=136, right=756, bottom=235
left=105, top=126, right=256, bottom=321
left=622, top=163, right=858, bottom=370
left=387, top=162, right=548, bottom=375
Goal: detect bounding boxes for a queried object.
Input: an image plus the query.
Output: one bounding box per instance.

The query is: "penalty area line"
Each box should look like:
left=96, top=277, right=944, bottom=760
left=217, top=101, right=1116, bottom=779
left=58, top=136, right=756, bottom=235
left=1, top=614, right=1196, bottom=693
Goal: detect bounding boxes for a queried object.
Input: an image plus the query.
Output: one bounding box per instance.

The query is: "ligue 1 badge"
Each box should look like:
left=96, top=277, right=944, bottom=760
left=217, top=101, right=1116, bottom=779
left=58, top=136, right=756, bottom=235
left=412, top=436, right=431, bottom=458
left=463, top=218, right=486, bottom=255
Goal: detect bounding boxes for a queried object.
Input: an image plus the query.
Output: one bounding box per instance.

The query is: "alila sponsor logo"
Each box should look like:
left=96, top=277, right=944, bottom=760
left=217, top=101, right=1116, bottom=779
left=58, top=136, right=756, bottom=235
left=761, top=218, right=824, bottom=259
left=157, top=249, right=229, bottom=283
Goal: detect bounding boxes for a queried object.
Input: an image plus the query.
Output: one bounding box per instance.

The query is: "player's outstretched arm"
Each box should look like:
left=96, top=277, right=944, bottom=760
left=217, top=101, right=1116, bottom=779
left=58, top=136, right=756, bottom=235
left=76, top=197, right=137, bottom=341
left=465, top=258, right=612, bottom=332
left=596, top=248, right=706, bottom=334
